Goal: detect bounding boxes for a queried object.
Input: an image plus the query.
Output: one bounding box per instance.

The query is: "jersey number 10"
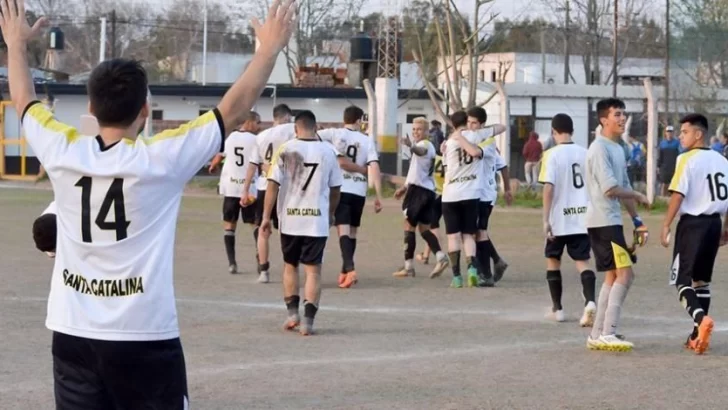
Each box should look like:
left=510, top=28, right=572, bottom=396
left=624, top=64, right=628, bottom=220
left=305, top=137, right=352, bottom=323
left=707, top=172, right=728, bottom=201
left=75, top=177, right=131, bottom=243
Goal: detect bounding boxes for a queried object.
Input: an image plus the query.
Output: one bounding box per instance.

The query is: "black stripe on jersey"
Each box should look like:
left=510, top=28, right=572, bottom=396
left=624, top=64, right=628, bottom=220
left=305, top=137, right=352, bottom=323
left=96, top=136, right=121, bottom=152
left=21, top=100, right=42, bottom=124
left=366, top=160, right=379, bottom=164
left=212, top=108, right=226, bottom=153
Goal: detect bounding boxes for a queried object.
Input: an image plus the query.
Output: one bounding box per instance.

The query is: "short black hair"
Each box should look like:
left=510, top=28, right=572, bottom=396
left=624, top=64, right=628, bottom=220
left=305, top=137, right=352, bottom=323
left=450, top=111, right=468, bottom=128
left=343, top=106, right=364, bottom=124
left=596, top=98, right=626, bottom=122
left=32, top=213, right=56, bottom=252
left=431, top=120, right=441, bottom=127
left=551, top=113, right=574, bottom=134
left=679, top=113, right=709, bottom=133
left=294, top=110, right=317, bottom=130
left=273, top=104, right=293, bottom=120
left=87, top=59, right=148, bottom=127
left=466, top=107, right=487, bottom=124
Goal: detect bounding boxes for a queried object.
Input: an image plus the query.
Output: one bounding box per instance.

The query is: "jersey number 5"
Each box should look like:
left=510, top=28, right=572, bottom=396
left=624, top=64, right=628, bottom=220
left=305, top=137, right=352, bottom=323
left=234, top=147, right=244, bottom=166
left=75, top=177, right=131, bottom=243
left=571, top=163, right=584, bottom=189
left=707, top=172, right=728, bottom=201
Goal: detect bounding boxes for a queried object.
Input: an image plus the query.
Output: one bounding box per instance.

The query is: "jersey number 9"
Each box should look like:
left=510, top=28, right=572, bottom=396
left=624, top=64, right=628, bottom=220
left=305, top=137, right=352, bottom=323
left=346, top=145, right=358, bottom=162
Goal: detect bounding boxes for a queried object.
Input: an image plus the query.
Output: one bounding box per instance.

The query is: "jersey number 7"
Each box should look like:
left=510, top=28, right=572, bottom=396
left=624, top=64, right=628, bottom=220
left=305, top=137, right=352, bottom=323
left=75, top=177, right=131, bottom=243
left=302, top=163, right=318, bottom=190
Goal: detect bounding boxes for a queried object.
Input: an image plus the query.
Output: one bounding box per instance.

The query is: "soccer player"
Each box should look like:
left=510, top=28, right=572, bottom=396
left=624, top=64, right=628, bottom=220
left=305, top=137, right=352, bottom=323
left=466, top=106, right=510, bottom=286
left=441, top=111, right=498, bottom=288
left=539, top=114, right=596, bottom=325
left=415, top=155, right=444, bottom=265
left=584, top=98, right=650, bottom=352
left=660, top=113, right=728, bottom=354
left=392, top=117, right=450, bottom=278
left=33, top=201, right=57, bottom=259
left=260, top=110, right=343, bottom=336
left=4, top=0, right=296, bottom=406
left=318, top=106, right=384, bottom=288
left=242, top=103, right=296, bottom=283
left=208, top=111, right=262, bottom=274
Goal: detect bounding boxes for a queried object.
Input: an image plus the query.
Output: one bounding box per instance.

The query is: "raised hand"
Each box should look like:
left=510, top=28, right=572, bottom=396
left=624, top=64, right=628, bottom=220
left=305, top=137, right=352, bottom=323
left=251, top=0, right=297, bottom=55
left=0, top=0, right=48, bottom=48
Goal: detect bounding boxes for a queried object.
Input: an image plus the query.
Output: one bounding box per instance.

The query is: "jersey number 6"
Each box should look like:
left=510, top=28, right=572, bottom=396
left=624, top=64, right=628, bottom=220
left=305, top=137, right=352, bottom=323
left=571, top=163, right=584, bottom=189
left=75, top=177, right=131, bottom=243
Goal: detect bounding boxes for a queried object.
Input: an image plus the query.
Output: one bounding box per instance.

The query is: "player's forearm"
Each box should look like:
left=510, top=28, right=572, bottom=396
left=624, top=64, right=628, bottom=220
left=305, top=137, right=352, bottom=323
left=500, top=166, right=511, bottom=193
left=622, top=197, right=639, bottom=218
left=8, top=45, right=38, bottom=117
left=217, top=48, right=279, bottom=134
left=263, top=182, right=280, bottom=220
left=455, top=135, right=483, bottom=158
left=210, top=154, right=223, bottom=169
left=542, top=184, right=554, bottom=223
left=369, top=162, right=383, bottom=198
left=337, top=158, right=367, bottom=175
left=410, top=145, right=427, bottom=156
left=489, top=124, right=507, bottom=136
left=329, top=186, right=341, bottom=217
left=663, top=193, right=683, bottom=228
left=242, top=164, right=257, bottom=194
left=605, top=186, right=641, bottom=200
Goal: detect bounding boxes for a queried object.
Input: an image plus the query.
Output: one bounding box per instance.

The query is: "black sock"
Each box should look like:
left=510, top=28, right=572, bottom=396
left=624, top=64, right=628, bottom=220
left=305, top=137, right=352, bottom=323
left=304, top=301, right=318, bottom=319
left=258, top=261, right=270, bottom=273
left=678, top=285, right=705, bottom=327
left=339, top=235, right=355, bottom=273
left=696, top=284, right=711, bottom=315
left=449, top=251, right=461, bottom=277
left=476, top=241, right=492, bottom=278
left=404, top=231, right=416, bottom=261
left=224, top=230, right=236, bottom=265
left=253, top=227, right=260, bottom=264
left=486, top=240, right=501, bottom=263
left=547, top=270, right=563, bottom=311
left=420, top=230, right=441, bottom=254
left=352, top=238, right=357, bottom=255
left=284, top=295, right=300, bottom=316
left=580, top=270, right=596, bottom=304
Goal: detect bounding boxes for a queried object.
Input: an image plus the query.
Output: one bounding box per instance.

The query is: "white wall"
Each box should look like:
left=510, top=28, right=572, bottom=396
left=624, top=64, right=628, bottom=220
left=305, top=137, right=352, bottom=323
left=536, top=97, right=589, bottom=147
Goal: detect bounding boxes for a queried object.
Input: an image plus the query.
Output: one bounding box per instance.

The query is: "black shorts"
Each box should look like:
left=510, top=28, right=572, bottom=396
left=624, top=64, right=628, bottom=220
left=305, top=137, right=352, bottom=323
left=431, top=195, right=443, bottom=229
left=254, top=190, right=278, bottom=229
left=545, top=234, right=591, bottom=261
left=280, top=234, right=328, bottom=266
left=477, top=201, right=493, bottom=231
left=334, top=193, right=366, bottom=227
left=222, top=196, right=256, bottom=224
left=402, top=185, right=437, bottom=227
left=587, top=225, right=632, bottom=272
left=52, top=332, right=188, bottom=410
left=670, top=214, right=722, bottom=286
left=442, top=199, right=480, bottom=235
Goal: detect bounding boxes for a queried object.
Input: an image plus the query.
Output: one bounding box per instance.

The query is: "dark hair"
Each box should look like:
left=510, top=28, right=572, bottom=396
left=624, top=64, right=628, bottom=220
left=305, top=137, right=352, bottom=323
left=466, top=107, right=487, bottom=124
left=32, top=213, right=57, bottom=252
left=294, top=110, right=317, bottom=130
left=87, top=59, right=148, bottom=127
left=431, top=120, right=441, bottom=127
left=679, top=113, right=709, bottom=133
left=551, top=113, right=574, bottom=134
left=450, top=110, right=468, bottom=128
left=596, top=98, right=626, bottom=122
left=273, top=104, right=293, bottom=120
left=343, top=106, right=364, bottom=124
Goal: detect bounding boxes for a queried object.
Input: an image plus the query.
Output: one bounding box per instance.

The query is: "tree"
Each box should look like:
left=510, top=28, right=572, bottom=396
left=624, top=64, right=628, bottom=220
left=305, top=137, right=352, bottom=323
left=673, top=0, right=728, bottom=87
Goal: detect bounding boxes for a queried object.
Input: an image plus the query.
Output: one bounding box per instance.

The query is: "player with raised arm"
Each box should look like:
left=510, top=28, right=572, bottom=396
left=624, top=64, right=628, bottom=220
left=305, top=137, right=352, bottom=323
left=241, top=103, right=296, bottom=283
left=318, top=106, right=383, bottom=288
left=465, top=107, right=510, bottom=287
left=392, top=117, right=450, bottom=279
left=539, top=114, right=597, bottom=325
left=208, top=111, right=262, bottom=274
left=584, top=98, right=650, bottom=352
left=3, top=0, right=297, bottom=406
left=440, top=111, right=498, bottom=288
left=660, top=113, right=728, bottom=354
left=260, top=110, right=343, bottom=336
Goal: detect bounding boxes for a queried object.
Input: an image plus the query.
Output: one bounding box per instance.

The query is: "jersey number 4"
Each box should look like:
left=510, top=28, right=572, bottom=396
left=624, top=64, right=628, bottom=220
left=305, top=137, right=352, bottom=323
left=75, top=177, right=131, bottom=243
left=571, top=163, right=584, bottom=189
left=707, top=172, right=728, bottom=201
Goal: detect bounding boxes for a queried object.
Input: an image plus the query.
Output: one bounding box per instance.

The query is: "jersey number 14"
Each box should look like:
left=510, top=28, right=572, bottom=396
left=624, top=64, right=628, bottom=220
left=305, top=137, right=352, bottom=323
left=75, top=177, right=131, bottom=243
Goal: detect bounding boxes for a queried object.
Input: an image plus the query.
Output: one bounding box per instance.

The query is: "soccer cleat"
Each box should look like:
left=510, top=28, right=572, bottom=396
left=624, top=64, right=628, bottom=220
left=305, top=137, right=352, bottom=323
left=337, top=273, right=347, bottom=286
left=586, top=335, right=604, bottom=350
left=580, top=301, right=597, bottom=327
left=493, top=260, right=508, bottom=283
left=393, top=267, right=415, bottom=278
left=415, top=252, right=430, bottom=265
left=695, top=316, right=714, bottom=355
left=228, top=263, right=238, bottom=274
left=283, top=314, right=300, bottom=331
left=466, top=266, right=479, bottom=288
left=477, top=274, right=495, bottom=287
left=595, top=334, right=634, bottom=352
left=429, top=257, right=450, bottom=279
left=546, top=309, right=566, bottom=322
left=257, top=271, right=270, bottom=284
left=299, top=319, right=314, bottom=336
left=450, top=276, right=463, bottom=288
left=339, top=271, right=358, bottom=288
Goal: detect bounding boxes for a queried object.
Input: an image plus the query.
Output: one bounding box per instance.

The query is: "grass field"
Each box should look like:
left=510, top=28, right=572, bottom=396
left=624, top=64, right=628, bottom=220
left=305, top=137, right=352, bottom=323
left=1, top=184, right=728, bottom=410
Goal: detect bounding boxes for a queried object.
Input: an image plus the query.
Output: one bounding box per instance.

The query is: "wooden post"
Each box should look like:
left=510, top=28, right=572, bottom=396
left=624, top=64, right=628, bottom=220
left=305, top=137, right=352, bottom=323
left=495, top=81, right=511, bottom=192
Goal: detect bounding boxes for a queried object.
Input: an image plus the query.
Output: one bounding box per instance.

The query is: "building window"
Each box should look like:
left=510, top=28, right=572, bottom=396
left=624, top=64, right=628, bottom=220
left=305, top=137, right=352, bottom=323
left=490, top=70, right=497, bottom=82
left=406, top=114, right=427, bottom=123
left=479, top=70, right=485, bottom=82
left=152, top=110, right=164, bottom=120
